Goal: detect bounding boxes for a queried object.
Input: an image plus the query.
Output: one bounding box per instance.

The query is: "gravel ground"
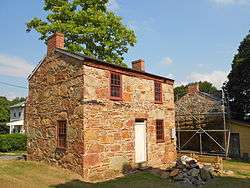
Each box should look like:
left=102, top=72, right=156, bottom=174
left=0, top=155, right=25, bottom=160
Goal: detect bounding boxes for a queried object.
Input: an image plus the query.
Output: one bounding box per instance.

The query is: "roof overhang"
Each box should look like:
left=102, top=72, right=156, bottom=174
left=27, top=48, right=174, bottom=85
left=6, top=120, right=24, bottom=126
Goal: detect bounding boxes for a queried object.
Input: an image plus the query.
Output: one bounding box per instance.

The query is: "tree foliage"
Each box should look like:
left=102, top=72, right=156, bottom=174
left=26, top=0, right=137, bottom=66
left=225, top=32, right=250, bottom=121
left=174, top=81, right=218, bottom=101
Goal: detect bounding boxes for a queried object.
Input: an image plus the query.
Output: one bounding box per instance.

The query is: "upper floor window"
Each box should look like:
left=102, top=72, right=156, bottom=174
left=110, top=72, right=122, bottom=100
left=19, top=112, right=21, bottom=117
left=154, top=82, right=162, bottom=103
left=14, top=112, right=16, bottom=118
left=57, top=120, right=67, bottom=149
left=156, top=119, right=164, bottom=143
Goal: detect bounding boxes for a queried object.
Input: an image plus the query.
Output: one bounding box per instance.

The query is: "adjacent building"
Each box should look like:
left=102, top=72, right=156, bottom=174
left=25, top=33, right=176, bottom=182
left=7, top=101, right=25, bottom=134
left=229, top=120, right=250, bottom=159
left=175, top=84, right=226, bottom=154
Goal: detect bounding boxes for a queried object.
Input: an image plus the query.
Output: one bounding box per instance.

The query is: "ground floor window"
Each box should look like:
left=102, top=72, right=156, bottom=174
left=57, top=120, right=67, bottom=149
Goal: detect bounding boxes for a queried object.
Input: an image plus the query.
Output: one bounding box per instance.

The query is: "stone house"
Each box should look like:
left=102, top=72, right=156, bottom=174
left=7, top=101, right=25, bottom=134
left=25, top=33, right=176, bottom=182
left=175, top=84, right=226, bottom=154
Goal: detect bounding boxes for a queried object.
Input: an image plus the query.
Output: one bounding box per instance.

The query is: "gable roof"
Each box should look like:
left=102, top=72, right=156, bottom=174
left=10, top=101, right=25, bottom=108
left=28, top=48, right=174, bottom=85
left=199, top=91, right=222, bottom=102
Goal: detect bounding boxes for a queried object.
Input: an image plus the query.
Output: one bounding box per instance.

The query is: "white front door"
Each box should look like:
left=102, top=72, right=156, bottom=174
left=135, top=121, right=147, bottom=163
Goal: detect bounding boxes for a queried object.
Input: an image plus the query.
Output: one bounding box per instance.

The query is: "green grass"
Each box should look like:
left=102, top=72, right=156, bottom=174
left=223, top=159, right=250, bottom=178
left=0, top=150, right=26, bottom=156
left=0, top=159, right=249, bottom=188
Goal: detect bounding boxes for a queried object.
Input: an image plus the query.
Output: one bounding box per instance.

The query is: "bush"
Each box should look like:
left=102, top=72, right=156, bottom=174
left=0, top=134, right=27, bottom=152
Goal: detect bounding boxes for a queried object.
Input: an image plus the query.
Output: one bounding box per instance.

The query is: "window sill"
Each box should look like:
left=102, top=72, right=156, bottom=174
left=155, top=101, right=163, bottom=104
left=156, top=140, right=165, bottom=143
left=56, top=147, right=66, bottom=151
left=110, top=97, right=123, bottom=101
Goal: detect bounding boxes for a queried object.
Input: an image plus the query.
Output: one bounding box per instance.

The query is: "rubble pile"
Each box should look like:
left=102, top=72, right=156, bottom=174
left=148, top=155, right=218, bottom=186
left=168, top=155, right=215, bottom=185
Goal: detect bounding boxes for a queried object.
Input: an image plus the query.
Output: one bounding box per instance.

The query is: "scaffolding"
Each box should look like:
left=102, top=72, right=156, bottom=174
left=176, top=90, right=231, bottom=157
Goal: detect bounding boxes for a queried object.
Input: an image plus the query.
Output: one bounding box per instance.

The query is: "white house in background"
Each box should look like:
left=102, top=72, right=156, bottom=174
left=7, top=101, right=25, bottom=134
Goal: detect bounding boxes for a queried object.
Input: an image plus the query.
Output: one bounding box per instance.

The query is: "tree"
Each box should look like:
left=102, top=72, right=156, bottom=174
left=174, top=81, right=218, bottom=101
left=26, top=0, right=137, bottom=67
left=174, top=85, right=186, bottom=101
left=199, top=81, right=218, bottom=94
left=225, top=32, right=250, bottom=121
left=0, top=96, right=11, bottom=123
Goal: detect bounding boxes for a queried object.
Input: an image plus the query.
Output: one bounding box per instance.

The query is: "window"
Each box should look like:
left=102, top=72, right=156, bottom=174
left=110, top=72, right=122, bottom=100
left=156, top=120, right=164, bottom=143
left=19, top=112, right=21, bottom=117
left=57, top=121, right=67, bottom=148
left=154, top=82, right=162, bottom=103
left=14, top=112, right=16, bottom=118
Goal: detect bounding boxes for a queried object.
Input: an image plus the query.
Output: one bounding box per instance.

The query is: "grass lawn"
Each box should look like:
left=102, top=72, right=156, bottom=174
left=0, top=151, right=26, bottom=156
left=0, top=159, right=249, bottom=188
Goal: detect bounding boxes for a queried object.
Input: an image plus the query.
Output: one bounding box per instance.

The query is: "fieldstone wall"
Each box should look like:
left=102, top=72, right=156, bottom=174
left=25, top=51, right=85, bottom=175
left=26, top=51, right=176, bottom=182
left=175, top=93, right=223, bottom=129
left=82, top=64, right=176, bottom=182
left=175, top=93, right=224, bottom=152
left=175, top=93, right=222, bottom=115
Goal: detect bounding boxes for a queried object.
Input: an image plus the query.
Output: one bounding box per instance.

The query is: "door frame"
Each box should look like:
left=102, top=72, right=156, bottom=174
left=229, top=132, right=241, bottom=158
left=134, top=119, right=148, bottom=164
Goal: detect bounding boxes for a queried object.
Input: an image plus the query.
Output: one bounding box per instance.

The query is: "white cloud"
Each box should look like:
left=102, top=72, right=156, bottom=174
left=210, top=0, right=250, bottom=5
left=107, top=0, right=120, bottom=12
left=187, top=70, right=228, bottom=88
left=0, top=91, right=24, bottom=100
left=0, top=54, right=34, bottom=77
left=166, top=73, right=175, bottom=79
left=197, top=63, right=204, bottom=68
left=162, top=57, right=173, bottom=65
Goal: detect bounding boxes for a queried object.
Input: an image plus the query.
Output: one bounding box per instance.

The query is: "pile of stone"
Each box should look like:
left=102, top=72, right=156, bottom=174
left=147, top=155, right=217, bottom=186
left=168, top=155, right=215, bottom=186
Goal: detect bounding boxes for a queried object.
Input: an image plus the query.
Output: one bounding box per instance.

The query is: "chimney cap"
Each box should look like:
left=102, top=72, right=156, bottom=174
left=131, top=59, right=145, bottom=72
left=131, top=59, right=145, bottom=64
left=47, top=32, right=64, bottom=40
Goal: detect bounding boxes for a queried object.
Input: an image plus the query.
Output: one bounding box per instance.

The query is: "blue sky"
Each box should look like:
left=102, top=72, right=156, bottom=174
left=0, top=0, right=250, bottom=99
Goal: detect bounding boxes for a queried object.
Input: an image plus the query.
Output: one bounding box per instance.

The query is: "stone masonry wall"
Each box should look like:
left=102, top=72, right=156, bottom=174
left=26, top=51, right=176, bottom=182
left=82, top=64, right=176, bottom=182
left=25, top=51, right=84, bottom=175
left=175, top=93, right=224, bottom=152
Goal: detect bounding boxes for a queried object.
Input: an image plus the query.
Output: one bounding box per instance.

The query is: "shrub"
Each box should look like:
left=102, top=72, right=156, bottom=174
left=0, top=134, right=27, bottom=152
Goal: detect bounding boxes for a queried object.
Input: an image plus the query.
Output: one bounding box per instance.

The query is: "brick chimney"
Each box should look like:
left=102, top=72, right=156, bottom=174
left=187, top=83, right=199, bottom=94
left=131, top=59, right=145, bottom=72
left=47, top=32, right=64, bottom=55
